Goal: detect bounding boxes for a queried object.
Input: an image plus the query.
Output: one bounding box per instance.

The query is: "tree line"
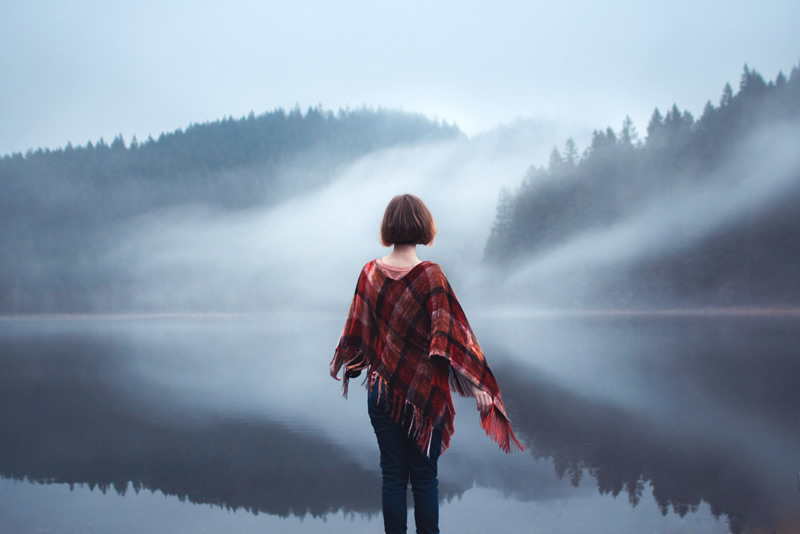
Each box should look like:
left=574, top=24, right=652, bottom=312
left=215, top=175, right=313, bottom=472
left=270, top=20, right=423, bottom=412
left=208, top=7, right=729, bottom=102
left=485, top=62, right=800, bottom=306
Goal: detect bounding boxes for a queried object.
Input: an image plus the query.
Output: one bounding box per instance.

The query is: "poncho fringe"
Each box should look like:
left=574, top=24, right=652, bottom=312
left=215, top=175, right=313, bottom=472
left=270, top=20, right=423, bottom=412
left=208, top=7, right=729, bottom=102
left=332, top=260, right=524, bottom=455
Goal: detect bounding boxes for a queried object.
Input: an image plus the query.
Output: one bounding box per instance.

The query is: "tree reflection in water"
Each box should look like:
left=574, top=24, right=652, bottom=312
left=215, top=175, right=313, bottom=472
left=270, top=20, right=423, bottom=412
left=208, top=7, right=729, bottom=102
left=0, top=333, right=384, bottom=517
left=1, top=316, right=798, bottom=533
left=488, top=315, right=800, bottom=534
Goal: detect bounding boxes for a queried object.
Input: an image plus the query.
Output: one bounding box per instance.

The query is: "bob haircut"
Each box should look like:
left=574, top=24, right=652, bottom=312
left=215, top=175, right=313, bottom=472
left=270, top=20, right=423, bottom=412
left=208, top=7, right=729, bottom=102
left=380, top=194, right=437, bottom=247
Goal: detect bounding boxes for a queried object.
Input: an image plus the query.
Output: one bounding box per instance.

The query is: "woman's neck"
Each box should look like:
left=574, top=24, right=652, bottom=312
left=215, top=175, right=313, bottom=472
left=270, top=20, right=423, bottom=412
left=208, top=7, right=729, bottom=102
left=383, top=244, right=421, bottom=267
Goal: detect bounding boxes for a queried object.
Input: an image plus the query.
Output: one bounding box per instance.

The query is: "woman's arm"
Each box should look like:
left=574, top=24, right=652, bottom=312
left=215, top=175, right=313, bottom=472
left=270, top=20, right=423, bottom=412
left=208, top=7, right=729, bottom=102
left=470, top=382, right=494, bottom=414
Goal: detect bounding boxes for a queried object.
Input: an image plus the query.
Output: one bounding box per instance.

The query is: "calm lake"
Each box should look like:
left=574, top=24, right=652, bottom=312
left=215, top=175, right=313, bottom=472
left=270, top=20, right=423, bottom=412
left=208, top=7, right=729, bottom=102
left=1, top=313, right=798, bottom=533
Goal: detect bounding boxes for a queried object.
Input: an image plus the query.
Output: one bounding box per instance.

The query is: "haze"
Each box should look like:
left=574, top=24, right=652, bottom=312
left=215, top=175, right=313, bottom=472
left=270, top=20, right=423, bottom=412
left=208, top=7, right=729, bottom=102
left=2, top=0, right=799, bottom=155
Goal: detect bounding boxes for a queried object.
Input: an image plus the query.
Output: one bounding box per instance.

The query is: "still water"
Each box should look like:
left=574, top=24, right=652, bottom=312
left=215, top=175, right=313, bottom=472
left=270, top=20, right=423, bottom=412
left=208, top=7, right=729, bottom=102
left=0, top=313, right=797, bottom=533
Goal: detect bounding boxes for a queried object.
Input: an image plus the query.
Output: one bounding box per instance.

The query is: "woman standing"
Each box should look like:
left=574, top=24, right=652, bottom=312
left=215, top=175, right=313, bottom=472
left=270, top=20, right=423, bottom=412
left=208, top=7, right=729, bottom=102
left=330, top=194, right=523, bottom=534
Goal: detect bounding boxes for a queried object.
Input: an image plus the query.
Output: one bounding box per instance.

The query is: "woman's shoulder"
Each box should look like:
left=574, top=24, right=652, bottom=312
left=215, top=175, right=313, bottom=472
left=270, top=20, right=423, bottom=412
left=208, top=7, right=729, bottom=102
left=418, top=261, right=448, bottom=284
left=420, top=260, right=443, bottom=272
left=360, top=258, right=446, bottom=279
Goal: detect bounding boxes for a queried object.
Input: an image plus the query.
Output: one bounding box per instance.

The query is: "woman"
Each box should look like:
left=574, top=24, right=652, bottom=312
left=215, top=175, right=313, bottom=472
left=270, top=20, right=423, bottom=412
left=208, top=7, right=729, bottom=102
left=330, top=194, right=522, bottom=534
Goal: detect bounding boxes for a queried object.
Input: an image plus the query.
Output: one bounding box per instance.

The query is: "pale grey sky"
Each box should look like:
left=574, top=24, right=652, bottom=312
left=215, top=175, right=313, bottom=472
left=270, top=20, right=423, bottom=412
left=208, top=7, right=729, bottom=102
left=1, top=0, right=798, bottom=156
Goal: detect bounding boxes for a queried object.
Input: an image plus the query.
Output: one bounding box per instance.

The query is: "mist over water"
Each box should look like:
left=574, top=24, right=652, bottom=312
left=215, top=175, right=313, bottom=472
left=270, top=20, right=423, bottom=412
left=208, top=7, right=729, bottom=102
left=103, top=119, right=580, bottom=313
left=103, top=115, right=800, bottom=316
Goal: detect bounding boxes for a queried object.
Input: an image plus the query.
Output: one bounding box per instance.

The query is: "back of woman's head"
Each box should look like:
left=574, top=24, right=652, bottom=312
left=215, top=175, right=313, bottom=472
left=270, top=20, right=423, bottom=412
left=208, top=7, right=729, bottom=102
left=380, top=194, right=437, bottom=247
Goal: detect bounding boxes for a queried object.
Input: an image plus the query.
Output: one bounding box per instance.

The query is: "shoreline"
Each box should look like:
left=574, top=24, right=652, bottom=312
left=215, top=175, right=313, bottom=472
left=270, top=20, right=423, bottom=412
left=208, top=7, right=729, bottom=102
left=1, top=307, right=800, bottom=321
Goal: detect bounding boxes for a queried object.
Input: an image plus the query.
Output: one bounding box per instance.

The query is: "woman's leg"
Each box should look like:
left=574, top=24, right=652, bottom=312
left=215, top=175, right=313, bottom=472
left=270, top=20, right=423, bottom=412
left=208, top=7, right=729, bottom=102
left=408, top=426, right=442, bottom=534
left=369, top=387, right=410, bottom=534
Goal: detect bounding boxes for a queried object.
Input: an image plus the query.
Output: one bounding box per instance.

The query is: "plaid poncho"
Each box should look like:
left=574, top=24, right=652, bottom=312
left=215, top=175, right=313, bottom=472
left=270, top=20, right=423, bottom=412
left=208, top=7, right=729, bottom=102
left=331, top=259, right=524, bottom=455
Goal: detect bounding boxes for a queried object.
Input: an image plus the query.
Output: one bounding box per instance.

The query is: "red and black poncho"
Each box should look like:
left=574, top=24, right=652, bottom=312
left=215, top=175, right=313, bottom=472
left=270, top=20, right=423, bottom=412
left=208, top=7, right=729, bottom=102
left=331, top=259, right=524, bottom=455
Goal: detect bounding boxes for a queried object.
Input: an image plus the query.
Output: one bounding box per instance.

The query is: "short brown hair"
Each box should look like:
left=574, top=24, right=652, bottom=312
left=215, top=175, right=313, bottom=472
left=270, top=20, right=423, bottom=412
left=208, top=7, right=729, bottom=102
left=380, top=194, right=437, bottom=247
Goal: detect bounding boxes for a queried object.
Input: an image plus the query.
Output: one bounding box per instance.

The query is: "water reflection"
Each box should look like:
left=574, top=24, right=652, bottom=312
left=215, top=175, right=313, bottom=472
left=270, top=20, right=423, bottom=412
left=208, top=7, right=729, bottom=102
left=0, top=325, right=383, bottom=517
left=485, top=315, right=800, bottom=534
left=0, top=315, right=797, bottom=533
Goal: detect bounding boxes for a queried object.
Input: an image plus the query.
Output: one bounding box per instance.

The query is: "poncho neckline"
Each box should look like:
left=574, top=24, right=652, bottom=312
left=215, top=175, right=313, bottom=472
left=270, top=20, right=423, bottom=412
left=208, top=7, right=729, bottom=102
left=375, top=258, right=430, bottom=280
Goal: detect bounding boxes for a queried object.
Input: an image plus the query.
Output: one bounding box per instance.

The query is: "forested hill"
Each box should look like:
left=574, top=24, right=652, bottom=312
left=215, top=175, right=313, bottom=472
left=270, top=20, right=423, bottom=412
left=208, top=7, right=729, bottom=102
left=485, top=63, right=800, bottom=307
left=0, top=108, right=460, bottom=313
left=2, top=107, right=459, bottom=209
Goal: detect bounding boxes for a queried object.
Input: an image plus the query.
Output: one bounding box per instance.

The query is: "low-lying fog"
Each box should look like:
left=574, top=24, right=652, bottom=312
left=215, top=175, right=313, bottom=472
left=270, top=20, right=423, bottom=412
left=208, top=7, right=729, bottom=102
left=103, top=119, right=800, bottom=314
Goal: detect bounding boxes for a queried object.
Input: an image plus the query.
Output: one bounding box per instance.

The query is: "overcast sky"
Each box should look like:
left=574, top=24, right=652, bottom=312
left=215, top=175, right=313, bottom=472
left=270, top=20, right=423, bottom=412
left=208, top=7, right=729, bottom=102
left=1, top=0, right=798, bottom=157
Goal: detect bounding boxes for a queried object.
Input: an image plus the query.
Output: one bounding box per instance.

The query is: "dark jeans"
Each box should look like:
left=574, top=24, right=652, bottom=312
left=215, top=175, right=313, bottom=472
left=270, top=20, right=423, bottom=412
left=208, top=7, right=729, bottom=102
left=368, top=385, right=443, bottom=534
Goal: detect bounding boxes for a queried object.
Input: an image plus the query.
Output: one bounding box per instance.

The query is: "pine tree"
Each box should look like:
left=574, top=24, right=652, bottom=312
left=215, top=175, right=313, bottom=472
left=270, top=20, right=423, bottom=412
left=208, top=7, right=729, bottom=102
left=563, top=138, right=578, bottom=166
left=646, top=108, right=664, bottom=141
left=720, top=83, right=733, bottom=107
left=619, top=116, right=638, bottom=146
left=111, top=134, right=125, bottom=151
left=549, top=147, right=563, bottom=171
